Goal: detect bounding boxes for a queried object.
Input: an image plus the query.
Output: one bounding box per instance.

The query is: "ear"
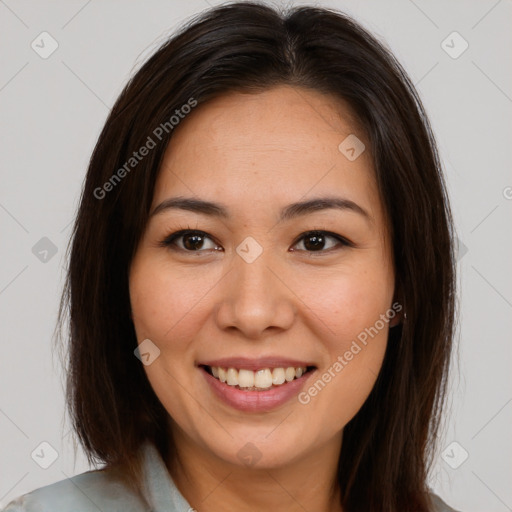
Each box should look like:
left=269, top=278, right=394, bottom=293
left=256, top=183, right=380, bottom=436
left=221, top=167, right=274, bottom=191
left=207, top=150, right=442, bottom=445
left=389, top=309, right=403, bottom=327
left=389, top=283, right=405, bottom=327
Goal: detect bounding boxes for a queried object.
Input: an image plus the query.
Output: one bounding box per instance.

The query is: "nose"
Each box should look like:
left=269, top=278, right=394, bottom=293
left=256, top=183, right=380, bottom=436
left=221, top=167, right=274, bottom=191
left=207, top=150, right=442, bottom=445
left=214, top=248, right=296, bottom=339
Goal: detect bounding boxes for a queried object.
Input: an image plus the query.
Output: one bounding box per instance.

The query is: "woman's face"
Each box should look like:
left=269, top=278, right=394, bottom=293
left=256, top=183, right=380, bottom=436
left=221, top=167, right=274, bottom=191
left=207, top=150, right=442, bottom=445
left=129, top=85, right=397, bottom=470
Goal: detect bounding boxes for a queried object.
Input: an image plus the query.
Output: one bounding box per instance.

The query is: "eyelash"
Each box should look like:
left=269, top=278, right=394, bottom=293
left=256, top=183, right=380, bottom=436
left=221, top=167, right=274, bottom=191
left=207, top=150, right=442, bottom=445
left=158, top=226, right=354, bottom=255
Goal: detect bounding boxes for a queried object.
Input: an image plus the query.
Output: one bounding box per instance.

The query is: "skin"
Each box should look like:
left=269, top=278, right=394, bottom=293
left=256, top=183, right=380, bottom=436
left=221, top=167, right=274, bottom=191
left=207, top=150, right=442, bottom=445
left=129, top=85, right=399, bottom=512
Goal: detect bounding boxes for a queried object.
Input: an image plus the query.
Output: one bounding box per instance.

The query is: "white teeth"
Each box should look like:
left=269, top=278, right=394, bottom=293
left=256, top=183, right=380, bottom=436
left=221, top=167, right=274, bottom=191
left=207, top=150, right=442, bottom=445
left=272, top=367, right=286, bottom=385
left=285, top=367, right=295, bottom=382
left=208, top=365, right=308, bottom=389
left=254, top=369, right=273, bottom=389
left=226, top=368, right=238, bottom=386
left=238, top=369, right=254, bottom=388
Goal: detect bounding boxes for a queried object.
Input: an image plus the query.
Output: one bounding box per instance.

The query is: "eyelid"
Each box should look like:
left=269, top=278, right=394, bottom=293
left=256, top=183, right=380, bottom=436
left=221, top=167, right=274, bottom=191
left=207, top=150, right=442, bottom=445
left=159, top=228, right=353, bottom=254
left=290, top=230, right=354, bottom=250
left=159, top=229, right=222, bottom=251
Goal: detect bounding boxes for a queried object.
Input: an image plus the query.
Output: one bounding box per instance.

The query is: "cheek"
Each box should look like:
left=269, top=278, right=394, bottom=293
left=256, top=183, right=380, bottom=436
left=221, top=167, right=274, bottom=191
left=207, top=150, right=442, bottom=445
left=293, top=263, right=393, bottom=430
left=299, top=263, right=394, bottom=345
left=129, top=257, right=214, bottom=422
left=129, top=257, right=216, bottom=348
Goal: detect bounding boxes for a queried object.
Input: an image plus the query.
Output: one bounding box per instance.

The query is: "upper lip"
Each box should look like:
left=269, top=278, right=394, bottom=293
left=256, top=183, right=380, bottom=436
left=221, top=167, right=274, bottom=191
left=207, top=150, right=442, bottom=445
left=198, top=357, right=316, bottom=371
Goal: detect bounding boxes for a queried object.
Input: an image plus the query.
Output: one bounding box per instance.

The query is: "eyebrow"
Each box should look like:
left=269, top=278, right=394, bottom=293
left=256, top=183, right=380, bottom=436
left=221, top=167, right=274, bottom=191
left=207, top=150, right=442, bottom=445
left=150, top=196, right=371, bottom=223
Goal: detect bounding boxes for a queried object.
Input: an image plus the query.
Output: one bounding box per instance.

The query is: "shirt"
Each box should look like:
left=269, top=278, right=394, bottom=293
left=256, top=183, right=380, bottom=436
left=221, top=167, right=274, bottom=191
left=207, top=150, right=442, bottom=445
left=2, top=440, right=460, bottom=511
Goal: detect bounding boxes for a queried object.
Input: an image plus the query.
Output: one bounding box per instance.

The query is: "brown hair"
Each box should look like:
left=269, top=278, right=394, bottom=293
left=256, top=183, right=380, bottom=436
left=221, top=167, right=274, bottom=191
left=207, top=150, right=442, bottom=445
left=57, top=2, right=456, bottom=511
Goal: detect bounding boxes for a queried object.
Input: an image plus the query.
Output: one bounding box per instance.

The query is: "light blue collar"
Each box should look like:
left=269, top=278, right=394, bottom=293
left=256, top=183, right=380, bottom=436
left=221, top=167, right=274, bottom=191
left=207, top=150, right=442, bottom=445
left=140, top=440, right=193, bottom=511
left=139, top=440, right=458, bottom=512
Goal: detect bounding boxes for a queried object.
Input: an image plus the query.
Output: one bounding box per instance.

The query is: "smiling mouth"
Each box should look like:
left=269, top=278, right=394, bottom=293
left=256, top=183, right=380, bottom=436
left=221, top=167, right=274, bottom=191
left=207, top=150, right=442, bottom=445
left=201, top=365, right=316, bottom=391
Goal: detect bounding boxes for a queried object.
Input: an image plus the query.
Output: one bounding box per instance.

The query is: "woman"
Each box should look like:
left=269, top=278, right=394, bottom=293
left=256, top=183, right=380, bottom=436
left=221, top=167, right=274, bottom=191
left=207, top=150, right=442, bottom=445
left=3, top=2, right=460, bottom=511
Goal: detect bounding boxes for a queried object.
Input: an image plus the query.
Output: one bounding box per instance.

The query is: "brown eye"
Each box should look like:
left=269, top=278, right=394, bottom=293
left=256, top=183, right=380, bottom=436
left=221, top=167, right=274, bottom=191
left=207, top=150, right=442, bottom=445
left=291, top=231, right=350, bottom=252
left=161, top=230, right=221, bottom=252
left=160, top=229, right=350, bottom=254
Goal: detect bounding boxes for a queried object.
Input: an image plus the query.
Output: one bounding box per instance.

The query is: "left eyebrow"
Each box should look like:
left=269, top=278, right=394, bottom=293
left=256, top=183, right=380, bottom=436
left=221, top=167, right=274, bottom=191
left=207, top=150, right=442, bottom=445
left=150, top=195, right=372, bottom=223
left=279, top=197, right=371, bottom=223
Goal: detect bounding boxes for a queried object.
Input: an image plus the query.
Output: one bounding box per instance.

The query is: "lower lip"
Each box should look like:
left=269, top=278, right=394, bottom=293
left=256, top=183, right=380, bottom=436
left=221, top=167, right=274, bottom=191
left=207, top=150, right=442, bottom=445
left=200, top=367, right=315, bottom=412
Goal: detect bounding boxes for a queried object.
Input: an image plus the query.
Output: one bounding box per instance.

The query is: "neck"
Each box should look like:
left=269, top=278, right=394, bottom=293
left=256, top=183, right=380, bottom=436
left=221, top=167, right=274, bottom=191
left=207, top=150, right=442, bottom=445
left=166, top=427, right=344, bottom=512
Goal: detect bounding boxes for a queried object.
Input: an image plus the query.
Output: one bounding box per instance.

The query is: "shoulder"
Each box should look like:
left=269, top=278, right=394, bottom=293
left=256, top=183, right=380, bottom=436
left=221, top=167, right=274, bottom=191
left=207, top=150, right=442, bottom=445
left=429, top=491, right=461, bottom=512
left=1, top=467, right=146, bottom=512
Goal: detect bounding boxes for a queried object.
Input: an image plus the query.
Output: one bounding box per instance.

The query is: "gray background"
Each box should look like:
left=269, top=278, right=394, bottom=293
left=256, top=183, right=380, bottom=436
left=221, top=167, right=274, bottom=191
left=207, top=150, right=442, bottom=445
left=0, top=0, right=511, bottom=510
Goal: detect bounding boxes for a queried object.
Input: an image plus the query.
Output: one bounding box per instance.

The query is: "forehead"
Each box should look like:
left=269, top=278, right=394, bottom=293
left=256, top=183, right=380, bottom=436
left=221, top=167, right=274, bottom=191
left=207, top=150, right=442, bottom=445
left=153, top=85, right=379, bottom=222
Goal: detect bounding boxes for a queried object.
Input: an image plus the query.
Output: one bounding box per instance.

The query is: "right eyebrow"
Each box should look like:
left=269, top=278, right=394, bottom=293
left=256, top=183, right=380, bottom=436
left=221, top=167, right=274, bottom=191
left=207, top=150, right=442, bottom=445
left=150, top=195, right=372, bottom=224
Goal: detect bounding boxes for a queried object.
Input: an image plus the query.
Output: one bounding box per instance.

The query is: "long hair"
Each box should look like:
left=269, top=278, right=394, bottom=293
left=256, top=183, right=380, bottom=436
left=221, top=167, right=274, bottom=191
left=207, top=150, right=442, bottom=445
left=57, top=3, right=456, bottom=510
